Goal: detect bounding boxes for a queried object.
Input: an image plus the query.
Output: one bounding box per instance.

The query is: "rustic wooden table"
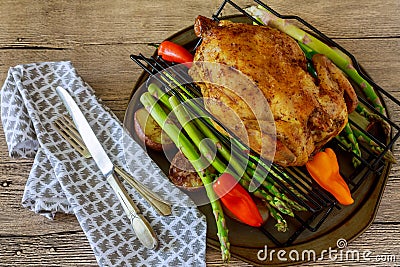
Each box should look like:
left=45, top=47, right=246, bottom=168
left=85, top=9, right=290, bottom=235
left=0, top=0, right=399, bottom=266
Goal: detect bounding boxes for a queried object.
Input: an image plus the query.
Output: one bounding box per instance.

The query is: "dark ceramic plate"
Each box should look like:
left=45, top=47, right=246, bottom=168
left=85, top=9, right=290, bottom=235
left=123, top=16, right=394, bottom=266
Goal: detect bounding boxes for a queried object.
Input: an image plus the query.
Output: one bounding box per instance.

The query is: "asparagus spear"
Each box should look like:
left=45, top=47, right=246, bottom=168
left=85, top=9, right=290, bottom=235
left=298, top=42, right=318, bottom=78
left=203, top=169, right=230, bottom=262
left=350, top=125, right=396, bottom=163
left=140, top=92, right=231, bottom=262
left=267, top=204, right=288, bottom=232
left=168, top=96, right=231, bottom=172
left=147, top=83, right=173, bottom=110
left=343, top=123, right=362, bottom=167
left=335, top=135, right=354, bottom=152
left=246, top=156, right=308, bottom=202
left=246, top=167, right=306, bottom=212
left=230, top=136, right=308, bottom=205
left=245, top=5, right=386, bottom=115
left=355, top=104, right=391, bottom=135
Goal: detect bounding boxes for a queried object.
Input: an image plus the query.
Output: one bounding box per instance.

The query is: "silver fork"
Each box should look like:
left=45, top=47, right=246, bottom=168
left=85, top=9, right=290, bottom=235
left=53, top=116, right=172, bottom=216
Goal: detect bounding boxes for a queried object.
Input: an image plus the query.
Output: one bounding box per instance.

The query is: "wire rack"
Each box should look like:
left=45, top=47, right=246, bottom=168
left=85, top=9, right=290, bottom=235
left=129, top=0, right=400, bottom=247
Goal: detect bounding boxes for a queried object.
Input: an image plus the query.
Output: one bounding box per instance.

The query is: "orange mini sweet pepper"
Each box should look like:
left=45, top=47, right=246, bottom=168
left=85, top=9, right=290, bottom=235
left=306, top=148, right=354, bottom=205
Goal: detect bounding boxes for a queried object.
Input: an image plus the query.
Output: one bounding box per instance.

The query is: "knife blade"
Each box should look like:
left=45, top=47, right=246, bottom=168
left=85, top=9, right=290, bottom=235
left=56, top=86, right=158, bottom=249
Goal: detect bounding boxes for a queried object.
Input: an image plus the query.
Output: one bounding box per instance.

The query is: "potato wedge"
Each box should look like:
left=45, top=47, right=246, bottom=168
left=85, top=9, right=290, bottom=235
left=168, top=151, right=204, bottom=191
left=134, top=107, right=174, bottom=151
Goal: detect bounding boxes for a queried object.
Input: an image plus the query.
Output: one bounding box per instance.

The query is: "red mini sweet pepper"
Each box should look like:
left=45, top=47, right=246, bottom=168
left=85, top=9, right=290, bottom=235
left=158, top=40, right=193, bottom=67
left=306, top=148, right=354, bottom=205
left=213, top=173, right=263, bottom=227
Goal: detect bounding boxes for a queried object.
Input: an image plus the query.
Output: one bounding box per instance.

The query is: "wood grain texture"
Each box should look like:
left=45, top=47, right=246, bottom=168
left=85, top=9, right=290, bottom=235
left=0, top=0, right=399, bottom=266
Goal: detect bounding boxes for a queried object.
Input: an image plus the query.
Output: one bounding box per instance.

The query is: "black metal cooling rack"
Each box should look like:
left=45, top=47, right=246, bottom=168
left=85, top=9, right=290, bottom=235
left=129, top=0, right=400, bottom=246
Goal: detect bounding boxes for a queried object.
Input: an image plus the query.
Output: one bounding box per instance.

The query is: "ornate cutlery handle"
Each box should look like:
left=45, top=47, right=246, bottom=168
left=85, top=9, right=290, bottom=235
left=114, top=166, right=172, bottom=216
left=107, top=172, right=158, bottom=249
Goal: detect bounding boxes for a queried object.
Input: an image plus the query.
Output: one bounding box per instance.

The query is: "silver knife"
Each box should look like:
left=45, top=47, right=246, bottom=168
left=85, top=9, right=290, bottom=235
left=56, top=86, right=158, bottom=249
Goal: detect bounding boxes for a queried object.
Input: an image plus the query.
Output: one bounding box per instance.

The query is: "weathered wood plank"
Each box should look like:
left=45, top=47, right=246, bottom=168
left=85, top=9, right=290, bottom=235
left=0, top=224, right=398, bottom=266
left=206, top=224, right=400, bottom=266
left=257, top=0, right=400, bottom=39
left=0, top=0, right=398, bottom=48
left=0, top=44, right=149, bottom=118
left=0, top=231, right=97, bottom=266
left=0, top=0, right=399, bottom=266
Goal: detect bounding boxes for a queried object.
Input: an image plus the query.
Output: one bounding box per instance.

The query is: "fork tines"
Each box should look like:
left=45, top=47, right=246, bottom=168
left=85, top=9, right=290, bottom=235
left=53, top=116, right=91, bottom=158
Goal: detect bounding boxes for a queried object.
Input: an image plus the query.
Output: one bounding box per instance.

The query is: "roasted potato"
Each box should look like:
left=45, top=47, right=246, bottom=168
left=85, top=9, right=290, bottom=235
left=168, top=151, right=204, bottom=191
left=134, top=107, right=174, bottom=151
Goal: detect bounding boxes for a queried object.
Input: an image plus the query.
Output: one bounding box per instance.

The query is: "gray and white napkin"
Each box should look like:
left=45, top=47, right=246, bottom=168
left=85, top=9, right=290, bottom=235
left=0, top=61, right=207, bottom=266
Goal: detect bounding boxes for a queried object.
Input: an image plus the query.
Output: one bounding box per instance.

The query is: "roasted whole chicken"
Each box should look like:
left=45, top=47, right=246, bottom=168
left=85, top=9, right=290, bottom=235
left=189, top=16, right=357, bottom=166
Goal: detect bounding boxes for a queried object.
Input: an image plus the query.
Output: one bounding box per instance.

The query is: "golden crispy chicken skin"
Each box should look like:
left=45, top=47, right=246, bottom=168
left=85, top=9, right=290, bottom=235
left=189, top=16, right=357, bottom=166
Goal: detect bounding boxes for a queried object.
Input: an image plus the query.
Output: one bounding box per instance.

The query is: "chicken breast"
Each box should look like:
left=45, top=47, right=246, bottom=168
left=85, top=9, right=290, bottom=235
left=189, top=16, right=357, bottom=166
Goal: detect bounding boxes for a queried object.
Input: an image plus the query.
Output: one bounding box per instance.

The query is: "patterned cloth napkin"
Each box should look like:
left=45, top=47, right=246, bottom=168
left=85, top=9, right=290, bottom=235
left=0, top=61, right=207, bottom=266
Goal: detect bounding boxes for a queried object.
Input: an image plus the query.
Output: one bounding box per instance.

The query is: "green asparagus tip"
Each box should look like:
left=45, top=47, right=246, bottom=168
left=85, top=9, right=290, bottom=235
left=276, top=222, right=288, bottom=233
left=217, top=233, right=231, bottom=263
